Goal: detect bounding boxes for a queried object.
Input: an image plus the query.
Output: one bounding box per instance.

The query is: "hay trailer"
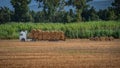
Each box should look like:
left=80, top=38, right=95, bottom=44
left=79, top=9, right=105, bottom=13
left=19, top=29, right=66, bottom=41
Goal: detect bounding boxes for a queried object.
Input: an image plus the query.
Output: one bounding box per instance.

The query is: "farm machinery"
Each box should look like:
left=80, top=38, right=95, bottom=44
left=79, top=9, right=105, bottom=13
left=19, top=29, right=65, bottom=41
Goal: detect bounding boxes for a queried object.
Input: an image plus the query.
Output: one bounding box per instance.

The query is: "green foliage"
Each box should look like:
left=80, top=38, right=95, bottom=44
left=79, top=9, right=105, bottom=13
left=112, top=0, right=120, bottom=14
left=98, top=9, right=108, bottom=20
left=35, top=0, right=62, bottom=22
left=0, top=7, right=11, bottom=24
left=112, top=0, right=120, bottom=20
left=1, top=0, right=118, bottom=23
left=82, top=7, right=99, bottom=21
left=0, top=0, right=119, bottom=23
left=11, top=0, right=32, bottom=22
left=107, top=9, right=116, bottom=20
left=66, top=0, right=89, bottom=22
left=0, top=21, right=119, bottom=39
left=34, top=0, right=92, bottom=22
left=97, top=8, right=116, bottom=21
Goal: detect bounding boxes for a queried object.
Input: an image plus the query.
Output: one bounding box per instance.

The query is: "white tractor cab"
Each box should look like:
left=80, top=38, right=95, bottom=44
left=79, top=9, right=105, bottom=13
left=19, top=30, right=27, bottom=42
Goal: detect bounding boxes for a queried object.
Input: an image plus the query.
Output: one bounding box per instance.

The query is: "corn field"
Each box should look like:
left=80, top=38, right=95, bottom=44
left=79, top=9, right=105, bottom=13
left=0, top=21, right=120, bottom=39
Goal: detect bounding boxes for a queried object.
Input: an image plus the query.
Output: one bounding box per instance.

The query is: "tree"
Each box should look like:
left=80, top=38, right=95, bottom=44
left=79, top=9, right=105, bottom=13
left=97, top=7, right=116, bottom=21
left=11, top=0, right=32, bottom=22
left=98, top=9, right=108, bottom=20
left=88, top=7, right=99, bottom=21
left=35, top=0, right=63, bottom=22
left=82, top=9, right=89, bottom=21
left=50, top=11, right=66, bottom=23
left=112, top=0, right=120, bottom=20
left=66, top=0, right=92, bottom=22
left=82, top=7, right=99, bottom=21
left=34, top=11, right=47, bottom=22
left=64, top=12, right=72, bottom=23
left=107, top=7, right=117, bottom=20
left=0, top=7, right=11, bottom=24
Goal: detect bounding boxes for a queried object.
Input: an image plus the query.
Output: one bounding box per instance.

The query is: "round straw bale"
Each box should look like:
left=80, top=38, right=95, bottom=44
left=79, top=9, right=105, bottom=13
left=59, top=31, right=65, bottom=41
left=31, top=29, right=36, bottom=33
left=38, top=30, right=43, bottom=40
left=56, top=31, right=60, bottom=40
left=28, top=33, right=33, bottom=38
left=46, top=31, right=50, bottom=40
left=49, top=31, right=53, bottom=40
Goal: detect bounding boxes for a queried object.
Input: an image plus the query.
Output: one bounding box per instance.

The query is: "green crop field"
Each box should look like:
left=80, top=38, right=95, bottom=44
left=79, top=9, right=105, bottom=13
left=0, top=21, right=120, bottom=39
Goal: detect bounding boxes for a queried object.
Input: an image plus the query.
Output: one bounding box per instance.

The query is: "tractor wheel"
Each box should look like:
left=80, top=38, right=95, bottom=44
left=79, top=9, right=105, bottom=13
left=21, top=38, right=25, bottom=42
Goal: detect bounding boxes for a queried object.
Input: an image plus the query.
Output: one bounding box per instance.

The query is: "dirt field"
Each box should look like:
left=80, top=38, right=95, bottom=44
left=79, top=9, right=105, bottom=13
left=0, top=39, right=120, bottom=68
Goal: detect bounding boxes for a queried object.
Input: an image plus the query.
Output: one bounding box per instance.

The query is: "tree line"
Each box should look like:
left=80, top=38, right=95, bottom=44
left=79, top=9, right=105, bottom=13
left=0, top=0, right=120, bottom=24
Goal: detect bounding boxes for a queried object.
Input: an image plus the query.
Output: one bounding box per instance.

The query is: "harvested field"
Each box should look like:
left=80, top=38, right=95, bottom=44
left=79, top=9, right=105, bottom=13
left=0, top=39, right=120, bottom=68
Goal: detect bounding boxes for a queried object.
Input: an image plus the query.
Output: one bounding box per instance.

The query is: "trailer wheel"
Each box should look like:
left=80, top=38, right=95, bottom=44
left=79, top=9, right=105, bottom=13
left=32, top=39, right=36, bottom=41
left=21, top=38, right=25, bottom=42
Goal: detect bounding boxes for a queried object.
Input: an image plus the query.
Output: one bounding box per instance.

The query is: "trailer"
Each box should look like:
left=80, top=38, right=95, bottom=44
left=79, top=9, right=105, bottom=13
left=19, top=29, right=65, bottom=41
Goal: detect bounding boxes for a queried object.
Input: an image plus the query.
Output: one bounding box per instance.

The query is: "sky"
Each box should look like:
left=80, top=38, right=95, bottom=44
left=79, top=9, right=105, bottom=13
left=93, top=0, right=111, bottom=1
left=0, top=0, right=114, bottom=11
left=88, top=0, right=114, bottom=10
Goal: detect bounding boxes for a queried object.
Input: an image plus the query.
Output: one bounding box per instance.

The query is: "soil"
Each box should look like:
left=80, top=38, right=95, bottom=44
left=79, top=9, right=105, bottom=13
left=0, top=39, right=120, bottom=68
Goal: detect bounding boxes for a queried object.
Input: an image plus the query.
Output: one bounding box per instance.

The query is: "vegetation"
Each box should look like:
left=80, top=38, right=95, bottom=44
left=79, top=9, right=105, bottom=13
left=0, top=0, right=119, bottom=39
left=10, top=0, right=32, bottom=22
left=0, top=21, right=119, bottom=39
left=0, top=0, right=120, bottom=23
left=0, top=7, right=12, bottom=24
left=112, top=0, right=120, bottom=20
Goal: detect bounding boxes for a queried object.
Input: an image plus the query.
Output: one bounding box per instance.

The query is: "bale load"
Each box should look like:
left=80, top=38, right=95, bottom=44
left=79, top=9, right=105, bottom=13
left=28, top=29, right=65, bottom=41
left=59, top=31, right=65, bottom=41
left=42, top=31, right=50, bottom=40
left=38, top=30, right=43, bottom=40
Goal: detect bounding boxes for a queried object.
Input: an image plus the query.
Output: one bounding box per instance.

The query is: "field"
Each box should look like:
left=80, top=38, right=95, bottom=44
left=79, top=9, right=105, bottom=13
left=0, top=21, right=120, bottom=39
left=0, top=39, right=120, bottom=68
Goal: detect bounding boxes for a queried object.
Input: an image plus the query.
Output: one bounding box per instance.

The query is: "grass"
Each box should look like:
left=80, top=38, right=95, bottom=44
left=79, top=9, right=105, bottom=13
left=0, top=21, right=120, bottom=39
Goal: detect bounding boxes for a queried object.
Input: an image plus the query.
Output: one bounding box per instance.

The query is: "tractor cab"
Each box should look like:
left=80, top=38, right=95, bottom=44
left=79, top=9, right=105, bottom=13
left=19, top=30, right=27, bottom=41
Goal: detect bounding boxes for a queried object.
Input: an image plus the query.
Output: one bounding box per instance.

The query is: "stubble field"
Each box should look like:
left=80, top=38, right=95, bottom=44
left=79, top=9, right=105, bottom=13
left=0, top=39, right=120, bottom=68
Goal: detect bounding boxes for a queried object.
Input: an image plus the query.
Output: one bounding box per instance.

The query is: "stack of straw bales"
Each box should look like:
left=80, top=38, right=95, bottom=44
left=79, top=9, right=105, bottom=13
left=28, top=29, right=65, bottom=41
left=42, top=31, right=50, bottom=40
left=59, top=31, right=65, bottom=41
left=38, top=30, right=42, bottom=40
left=28, top=29, right=36, bottom=39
